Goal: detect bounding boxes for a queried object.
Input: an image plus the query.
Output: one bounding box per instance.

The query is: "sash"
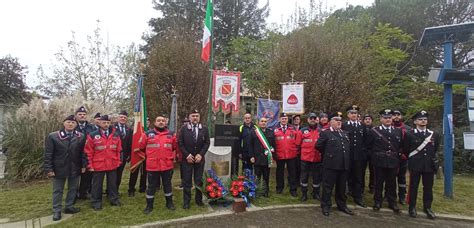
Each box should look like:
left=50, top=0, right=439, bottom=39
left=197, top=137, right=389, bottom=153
left=409, top=130, right=433, bottom=158
left=255, top=127, right=273, bottom=168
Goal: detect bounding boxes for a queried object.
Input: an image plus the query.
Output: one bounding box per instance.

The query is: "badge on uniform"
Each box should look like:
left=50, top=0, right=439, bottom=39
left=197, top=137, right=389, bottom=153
left=304, top=130, right=309, bottom=134
left=95, top=135, right=101, bottom=140
left=274, top=129, right=279, bottom=133
left=149, top=133, right=155, bottom=138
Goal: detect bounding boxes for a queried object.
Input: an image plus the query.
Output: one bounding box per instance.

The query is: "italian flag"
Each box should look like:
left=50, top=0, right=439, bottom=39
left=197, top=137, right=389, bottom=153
left=201, top=0, right=213, bottom=62
left=130, top=77, right=147, bottom=173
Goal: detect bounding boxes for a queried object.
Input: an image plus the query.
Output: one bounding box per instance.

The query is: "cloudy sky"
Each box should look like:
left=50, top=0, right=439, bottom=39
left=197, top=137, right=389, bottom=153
left=0, top=0, right=373, bottom=87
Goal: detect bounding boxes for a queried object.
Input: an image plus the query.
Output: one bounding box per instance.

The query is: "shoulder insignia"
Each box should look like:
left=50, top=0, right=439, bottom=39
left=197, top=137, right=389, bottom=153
left=94, top=135, right=101, bottom=140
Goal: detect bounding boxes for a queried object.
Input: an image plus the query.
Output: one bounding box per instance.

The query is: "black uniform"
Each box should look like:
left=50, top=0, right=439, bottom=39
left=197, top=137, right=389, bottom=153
left=239, top=123, right=255, bottom=171
left=393, top=121, right=411, bottom=203
left=248, top=127, right=275, bottom=195
left=114, top=123, right=132, bottom=192
left=178, top=123, right=210, bottom=207
left=316, top=127, right=351, bottom=211
left=404, top=128, right=440, bottom=211
left=342, top=121, right=367, bottom=203
left=365, top=125, right=403, bottom=208
left=76, top=121, right=95, bottom=199
left=44, top=129, right=87, bottom=214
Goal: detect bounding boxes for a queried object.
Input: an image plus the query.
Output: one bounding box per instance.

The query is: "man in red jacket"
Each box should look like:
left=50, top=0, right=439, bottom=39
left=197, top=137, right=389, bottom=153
left=298, top=112, right=322, bottom=201
left=274, top=112, right=300, bottom=197
left=84, top=115, right=122, bottom=210
left=141, top=114, right=178, bottom=214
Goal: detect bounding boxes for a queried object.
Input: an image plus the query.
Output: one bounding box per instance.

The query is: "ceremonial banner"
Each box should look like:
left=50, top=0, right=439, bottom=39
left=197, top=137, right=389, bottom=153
left=282, top=84, right=304, bottom=114
left=130, top=77, right=147, bottom=173
left=212, top=70, right=241, bottom=112
left=257, top=98, right=280, bottom=128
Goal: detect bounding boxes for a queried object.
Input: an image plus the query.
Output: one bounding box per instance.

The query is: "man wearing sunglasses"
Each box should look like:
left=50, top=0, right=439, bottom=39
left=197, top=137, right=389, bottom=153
left=403, top=110, right=440, bottom=219
left=366, top=109, right=403, bottom=213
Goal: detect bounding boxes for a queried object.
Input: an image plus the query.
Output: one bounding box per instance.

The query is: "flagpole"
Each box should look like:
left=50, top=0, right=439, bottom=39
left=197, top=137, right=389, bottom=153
left=206, top=0, right=215, bottom=137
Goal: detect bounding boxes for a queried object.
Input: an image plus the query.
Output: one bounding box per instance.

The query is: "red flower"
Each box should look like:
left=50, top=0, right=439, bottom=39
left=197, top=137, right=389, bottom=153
left=217, top=186, right=223, bottom=191
left=207, top=178, right=214, bottom=183
left=232, top=190, right=239, bottom=197
left=238, top=186, right=244, bottom=192
left=206, top=185, right=214, bottom=192
left=217, top=191, right=222, bottom=198
left=211, top=182, right=218, bottom=187
left=238, top=175, right=245, bottom=180
left=231, top=181, right=238, bottom=186
left=238, top=181, right=244, bottom=186
left=209, top=191, right=216, bottom=198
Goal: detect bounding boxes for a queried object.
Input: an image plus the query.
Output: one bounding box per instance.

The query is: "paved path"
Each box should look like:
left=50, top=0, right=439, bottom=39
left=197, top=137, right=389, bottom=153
left=146, top=206, right=474, bottom=228
left=0, top=214, right=72, bottom=228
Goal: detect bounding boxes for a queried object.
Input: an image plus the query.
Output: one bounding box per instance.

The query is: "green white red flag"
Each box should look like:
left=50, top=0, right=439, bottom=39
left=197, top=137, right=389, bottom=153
left=201, top=0, right=213, bottom=62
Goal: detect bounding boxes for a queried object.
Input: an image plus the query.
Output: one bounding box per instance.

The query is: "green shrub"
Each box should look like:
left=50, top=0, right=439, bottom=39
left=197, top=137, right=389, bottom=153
left=2, top=95, right=113, bottom=181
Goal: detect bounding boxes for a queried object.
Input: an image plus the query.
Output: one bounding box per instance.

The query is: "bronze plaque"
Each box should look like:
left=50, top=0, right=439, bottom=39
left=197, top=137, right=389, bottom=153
left=211, top=161, right=230, bottom=176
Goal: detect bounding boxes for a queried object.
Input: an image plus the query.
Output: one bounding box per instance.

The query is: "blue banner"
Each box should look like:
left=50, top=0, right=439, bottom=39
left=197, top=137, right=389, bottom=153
left=257, top=98, right=280, bottom=129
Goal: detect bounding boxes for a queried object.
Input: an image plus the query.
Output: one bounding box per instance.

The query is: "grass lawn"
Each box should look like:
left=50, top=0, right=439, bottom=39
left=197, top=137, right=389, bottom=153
left=1, top=166, right=473, bottom=227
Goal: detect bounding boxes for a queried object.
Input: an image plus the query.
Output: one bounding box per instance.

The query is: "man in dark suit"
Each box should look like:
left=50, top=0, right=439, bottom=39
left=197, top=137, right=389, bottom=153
left=114, top=111, right=133, bottom=193
left=341, top=105, right=367, bottom=208
left=316, top=112, right=353, bottom=217
left=366, top=109, right=403, bottom=213
left=178, top=109, right=210, bottom=209
left=404, top=110, right=440, bottom=219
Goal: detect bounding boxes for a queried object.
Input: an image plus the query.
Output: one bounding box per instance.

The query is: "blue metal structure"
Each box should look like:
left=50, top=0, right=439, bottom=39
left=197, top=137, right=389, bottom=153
left=419, top=22, right=474, bottom=198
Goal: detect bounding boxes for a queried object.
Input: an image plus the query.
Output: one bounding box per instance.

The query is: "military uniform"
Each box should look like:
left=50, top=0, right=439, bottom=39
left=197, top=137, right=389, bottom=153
left=114, top=112, right=133, bottom=193
left=341, top=105, right=367, bottom=207
left=404, top=111, right=440, bottom=219
left=316, top=112, right=352, bottom=216
left=75, top=106, right=96, bottom=200
left=178, top=111, right=210, bottom=209
left=365, top=109, right=403, bottom=212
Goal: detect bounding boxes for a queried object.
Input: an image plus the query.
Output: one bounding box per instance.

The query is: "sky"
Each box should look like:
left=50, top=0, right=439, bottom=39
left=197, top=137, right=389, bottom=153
left=0, top=0, right=373, bottom=88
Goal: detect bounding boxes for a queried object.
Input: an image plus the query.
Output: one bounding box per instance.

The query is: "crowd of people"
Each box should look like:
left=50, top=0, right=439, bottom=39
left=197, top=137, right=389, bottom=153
left=43, top=105, right=440, bottom=222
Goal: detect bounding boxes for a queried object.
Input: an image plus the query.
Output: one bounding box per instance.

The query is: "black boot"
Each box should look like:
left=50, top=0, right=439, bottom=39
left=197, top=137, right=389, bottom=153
left=144, top=198, right=154, bottom=214
left=312, top=188, right=320, bottom=200
left=166, top=196, right=176, bottom=210
left=301, top=191, right=308, bottom=202
left=424, top=208, right=436, bottom=219
left=409, top=207, right=417, bottom=218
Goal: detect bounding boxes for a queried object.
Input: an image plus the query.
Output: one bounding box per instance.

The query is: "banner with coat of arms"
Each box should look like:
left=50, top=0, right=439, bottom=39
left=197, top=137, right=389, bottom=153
left=212, top=70, right=241, bottom=112
left=282, top=83, right=304, bottom=114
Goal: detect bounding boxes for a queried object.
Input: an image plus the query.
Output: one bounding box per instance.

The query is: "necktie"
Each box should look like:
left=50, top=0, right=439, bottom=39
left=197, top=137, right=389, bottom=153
left=193, top=125, right=198, bottom=141
left=121, top=126, right=125, bottom=136
left=105, top=130, right=109, bottom=137
left=283, top=126, right=287, bottom=134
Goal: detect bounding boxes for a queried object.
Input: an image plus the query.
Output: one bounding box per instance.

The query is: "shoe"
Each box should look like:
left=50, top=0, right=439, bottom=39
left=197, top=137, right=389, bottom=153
left=409, top=208, right=417, bottom=218
left=52, top=212, right=61, bottom=221
left=64, top=207, right=80, bottom=214
left=424, top=208, right=436, bottom=220
left=196, top=201, right=204, bottom=206
left=338, top=207, right=354, bottom=216
left=144, top=198, right=154, bottom=214
left=399, top=198, right=406, bottom=205
left=183, top=202, right=190, bottom=209
left=290, top=191, right=297, bottom=197
left=128, top=191, right=135, bottom=197
left=276, top=189, right=283, bottom=194
left=388, top=204, right=401, bottom=214
left=301, top=192, right=308, bottom=202
left=322, top=208, right=330, bottom=216
left=139, top=189, right=146, bottom=193
left=92, top=206, right=102, bottom=211
left=354, top=199, right=367, bottom=208
left=111, top=201, right=122, bottom=207
left=165, top=196, right=176, bottom=210
left=373, top=203, right=381, bottom=211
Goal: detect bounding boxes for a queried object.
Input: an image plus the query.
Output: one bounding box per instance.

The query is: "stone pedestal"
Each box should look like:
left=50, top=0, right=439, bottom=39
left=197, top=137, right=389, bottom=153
left=204, top=138, right=232, bottom=179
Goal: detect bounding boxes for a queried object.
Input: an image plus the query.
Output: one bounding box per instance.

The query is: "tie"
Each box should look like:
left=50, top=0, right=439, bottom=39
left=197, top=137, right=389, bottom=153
left=193, top=125, right=198, bottom=141
left=105, top=130, right=109, bottom=137
left=422, top=131, right=426, bottom=136
left=283, top=126, right=287, bottom=134
left=121, top=126, right=125, bottom=136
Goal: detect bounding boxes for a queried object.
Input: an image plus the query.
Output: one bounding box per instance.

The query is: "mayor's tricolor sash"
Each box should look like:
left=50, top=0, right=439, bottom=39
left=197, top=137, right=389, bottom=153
left=255, top=127, right=273, bottom=168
